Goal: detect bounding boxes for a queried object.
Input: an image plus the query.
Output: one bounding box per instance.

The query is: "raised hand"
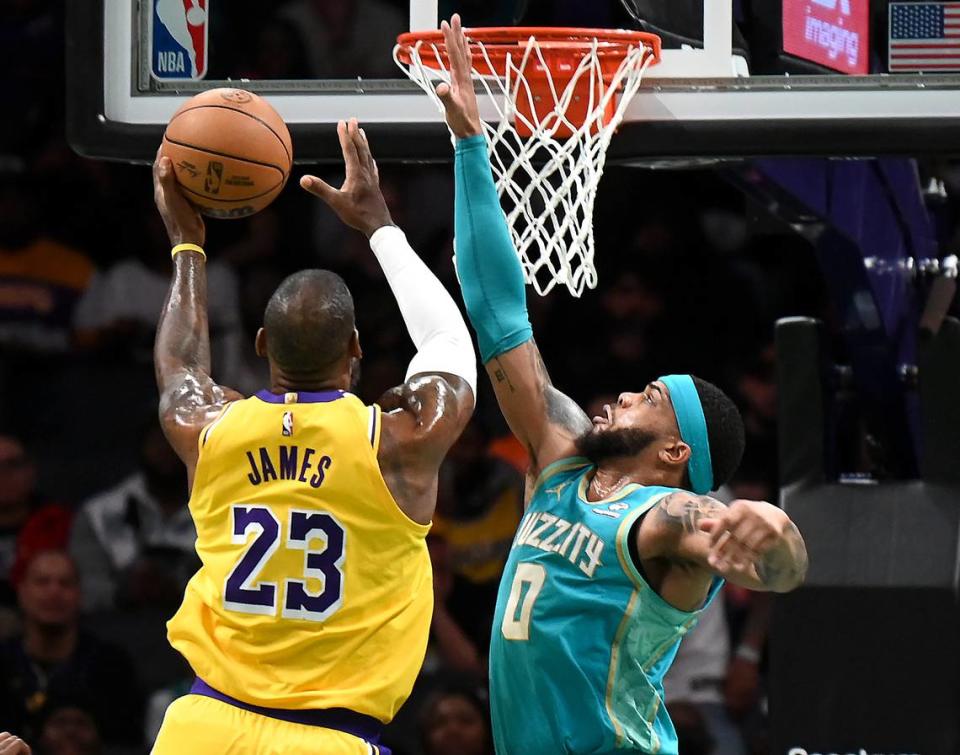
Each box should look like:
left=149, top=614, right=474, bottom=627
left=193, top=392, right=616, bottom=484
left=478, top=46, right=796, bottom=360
left=300, top=118, right=394, bottom=238
left=435, top=14, right=483, bottom=139
left=153, top=148, right=206, bottom=247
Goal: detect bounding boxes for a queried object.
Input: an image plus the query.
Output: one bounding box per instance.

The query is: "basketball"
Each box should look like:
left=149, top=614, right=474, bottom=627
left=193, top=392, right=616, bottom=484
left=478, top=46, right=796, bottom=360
left=160, top=88, right=292, bottom=220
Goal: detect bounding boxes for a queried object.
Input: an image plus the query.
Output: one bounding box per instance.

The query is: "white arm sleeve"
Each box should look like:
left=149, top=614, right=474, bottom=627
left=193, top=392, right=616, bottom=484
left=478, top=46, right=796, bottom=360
left=370, top=225, right=477, bottom=397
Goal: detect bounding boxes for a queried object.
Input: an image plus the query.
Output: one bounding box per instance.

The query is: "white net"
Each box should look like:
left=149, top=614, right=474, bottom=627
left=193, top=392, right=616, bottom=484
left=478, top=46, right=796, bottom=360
left=396, top=33, right=656, bottom=297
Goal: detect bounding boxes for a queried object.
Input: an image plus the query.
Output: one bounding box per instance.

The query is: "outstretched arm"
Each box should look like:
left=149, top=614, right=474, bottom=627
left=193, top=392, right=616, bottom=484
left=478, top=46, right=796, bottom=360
left=153, top=152, right=241, bottom=476
left=641, top=492, right=808, bottom=593
left=301, top=119, right=476, bottom=524
left=438, top=15, right=590, bottom=476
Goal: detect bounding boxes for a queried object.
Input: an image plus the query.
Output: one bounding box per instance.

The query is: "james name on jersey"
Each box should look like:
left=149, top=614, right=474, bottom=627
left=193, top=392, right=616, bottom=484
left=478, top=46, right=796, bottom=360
left=244, top=445, right=333, bottom=489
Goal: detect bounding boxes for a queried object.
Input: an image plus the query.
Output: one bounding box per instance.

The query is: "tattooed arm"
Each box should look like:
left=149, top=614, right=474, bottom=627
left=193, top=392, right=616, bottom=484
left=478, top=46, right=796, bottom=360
left=153, top=151, right=241, bottom=480
left=486, top=341, right=592, bottom=477
left=640, top=491, right=808, bottom=593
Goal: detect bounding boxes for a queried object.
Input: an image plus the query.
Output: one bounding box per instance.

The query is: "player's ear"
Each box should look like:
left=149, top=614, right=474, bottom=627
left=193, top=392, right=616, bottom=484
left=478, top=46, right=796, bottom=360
left=349, top=329, right=362, bottom=360
left=255, top=327, right=268, bottom=358
left=660, top=439, right=691, bottom=468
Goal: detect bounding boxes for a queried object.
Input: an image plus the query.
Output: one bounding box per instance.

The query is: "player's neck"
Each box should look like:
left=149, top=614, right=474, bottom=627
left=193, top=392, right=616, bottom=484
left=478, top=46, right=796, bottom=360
left=589, top=460, right=683, bottom=501
left=23, top=621, right=77, bottom=663
left=268, top=368, right=349, bottom=394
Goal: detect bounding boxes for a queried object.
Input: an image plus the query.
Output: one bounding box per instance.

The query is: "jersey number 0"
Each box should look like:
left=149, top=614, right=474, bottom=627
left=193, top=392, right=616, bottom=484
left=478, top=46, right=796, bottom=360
left=501, top=562, right=547, bottom=640
left=224, top=504, right=346, bottom=622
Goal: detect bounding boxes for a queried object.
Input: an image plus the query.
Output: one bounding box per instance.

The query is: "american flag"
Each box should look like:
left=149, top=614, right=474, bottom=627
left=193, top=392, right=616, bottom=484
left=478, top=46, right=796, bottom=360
left=889, top=2, right=960, bottom=71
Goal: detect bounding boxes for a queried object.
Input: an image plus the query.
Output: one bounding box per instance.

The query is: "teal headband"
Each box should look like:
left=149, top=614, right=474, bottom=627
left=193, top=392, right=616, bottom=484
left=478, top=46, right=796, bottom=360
left=659, top=374, right=714, bottom=495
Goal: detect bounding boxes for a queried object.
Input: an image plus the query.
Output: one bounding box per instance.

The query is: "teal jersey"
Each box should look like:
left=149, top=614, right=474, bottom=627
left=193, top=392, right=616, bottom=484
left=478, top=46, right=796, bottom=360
left=489, top=458, right=723, bottom=755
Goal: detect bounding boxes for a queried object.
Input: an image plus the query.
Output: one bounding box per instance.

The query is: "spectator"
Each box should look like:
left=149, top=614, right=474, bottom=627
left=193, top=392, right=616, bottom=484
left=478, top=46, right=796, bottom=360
left=418, top=683, right=493, bottom=755
left=0, top=433, right=71, bottom=634
left=36, top=697, right=102, bottom=755
left=562, top=264, right=667, bottom=396
left=0, top=172, right=94, bottom=355
left=68, top=422, right=196, bottom=612
left=433, top=421, right=523, bottom=653
left=0, top=550, right=143, bottom=746
left=73, top=207, right=243, bottom=377
left=425, top=536, right=484, bottom=678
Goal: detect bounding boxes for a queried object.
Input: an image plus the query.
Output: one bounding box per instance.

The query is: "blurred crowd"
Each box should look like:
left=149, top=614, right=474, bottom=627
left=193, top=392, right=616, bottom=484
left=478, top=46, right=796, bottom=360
left=0, top=1, right=868, bottom=754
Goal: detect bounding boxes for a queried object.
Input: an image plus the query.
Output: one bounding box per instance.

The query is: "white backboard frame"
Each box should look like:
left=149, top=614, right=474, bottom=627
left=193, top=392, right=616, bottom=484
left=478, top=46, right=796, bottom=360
left=71, top=0, right=960, bottom=162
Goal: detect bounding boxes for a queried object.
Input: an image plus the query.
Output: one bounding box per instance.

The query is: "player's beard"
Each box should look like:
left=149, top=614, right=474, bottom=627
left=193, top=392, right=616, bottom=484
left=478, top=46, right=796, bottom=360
left=575, top=426, right=659, bottom=464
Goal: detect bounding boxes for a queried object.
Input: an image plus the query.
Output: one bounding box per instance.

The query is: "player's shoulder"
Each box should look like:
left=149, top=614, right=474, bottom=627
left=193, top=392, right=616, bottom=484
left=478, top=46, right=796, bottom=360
left=378, top=374, right=474, bottom=440
left=528, top=456, right=594, bottom=499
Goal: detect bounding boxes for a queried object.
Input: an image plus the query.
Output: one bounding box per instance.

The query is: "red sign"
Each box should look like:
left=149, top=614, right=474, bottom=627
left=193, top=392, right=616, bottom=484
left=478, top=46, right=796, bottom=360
left=783, top=0, right=870, bottom=74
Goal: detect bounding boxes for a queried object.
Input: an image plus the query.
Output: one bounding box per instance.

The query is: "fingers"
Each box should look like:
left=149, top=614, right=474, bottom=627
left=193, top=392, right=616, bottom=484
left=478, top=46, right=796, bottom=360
left=359, top=127, right=379, bottom=179
left=349, top=120, right=377, bottom=177
left=697, top=518, right=718, bottom=535
left=152, top=145, right=176, bottom=189
left=705, top=512, right=773, bottom=572
left=441, top=14, right=472, bottom=90
left=299, top=175, right=339, bottom=204
left=158, top=156, right=175, bottom=184
left=0, top=733, right=30, bottom=755
left=451, top=14, right=473, bottom=73
left=152, top=146, right=169, bottom=188
left=435, top=81, right=455, bottom=111
left=711, top=532, right=759, bottom=571
left=338, top=119, right=362, bottom=177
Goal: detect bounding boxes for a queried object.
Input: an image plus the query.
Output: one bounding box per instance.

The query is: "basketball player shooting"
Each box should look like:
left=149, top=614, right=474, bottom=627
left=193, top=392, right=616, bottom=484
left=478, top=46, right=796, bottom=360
left=435, top=15, right=808, bottom=755
left=149, top=120, right=476, bottom=754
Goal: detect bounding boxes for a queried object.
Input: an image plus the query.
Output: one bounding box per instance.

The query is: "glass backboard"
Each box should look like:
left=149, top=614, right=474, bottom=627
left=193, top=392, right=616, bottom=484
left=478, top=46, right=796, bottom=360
left=68, top=0, right=960, bottom=163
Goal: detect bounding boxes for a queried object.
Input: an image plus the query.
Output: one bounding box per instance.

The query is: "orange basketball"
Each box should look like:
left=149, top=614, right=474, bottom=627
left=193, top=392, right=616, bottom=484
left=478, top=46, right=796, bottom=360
left=160, top=88, right=293, bottom=220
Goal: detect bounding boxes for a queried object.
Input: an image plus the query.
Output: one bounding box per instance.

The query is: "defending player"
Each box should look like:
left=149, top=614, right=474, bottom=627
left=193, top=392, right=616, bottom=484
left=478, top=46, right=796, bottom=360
left=435, top=15, right=808, bottom=755
left=150, top=120, right=476, bottom=754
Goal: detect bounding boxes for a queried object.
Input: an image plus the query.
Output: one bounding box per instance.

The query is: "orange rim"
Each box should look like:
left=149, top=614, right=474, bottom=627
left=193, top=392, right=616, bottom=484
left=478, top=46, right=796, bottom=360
left=396, top=26, right=661, bottom=81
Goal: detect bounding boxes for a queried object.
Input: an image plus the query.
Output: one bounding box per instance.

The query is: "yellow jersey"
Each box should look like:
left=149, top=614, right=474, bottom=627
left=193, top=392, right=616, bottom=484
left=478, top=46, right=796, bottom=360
left=167, top=389, right=432, bottom=723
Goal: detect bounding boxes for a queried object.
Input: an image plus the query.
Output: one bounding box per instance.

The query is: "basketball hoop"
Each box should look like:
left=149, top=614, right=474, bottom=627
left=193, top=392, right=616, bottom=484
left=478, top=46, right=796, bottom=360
left=395, top=27, right=661, bottom=296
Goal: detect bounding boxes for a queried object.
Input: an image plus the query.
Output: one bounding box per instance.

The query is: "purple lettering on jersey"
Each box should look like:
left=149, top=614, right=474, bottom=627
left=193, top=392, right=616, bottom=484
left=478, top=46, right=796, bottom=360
left=298, top=448, right=315, bottom=483
left=246, top=451, right=262, bottom=485
left=259, top=447, right=277, bottom=482
left=278, top=445, right=299, bottom=480
left=310, top=456, right=332, bottom=489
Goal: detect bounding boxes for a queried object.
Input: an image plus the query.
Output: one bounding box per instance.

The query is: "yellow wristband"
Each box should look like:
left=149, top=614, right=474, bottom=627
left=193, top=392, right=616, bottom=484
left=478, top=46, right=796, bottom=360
left=171, top=243, right=206, bottom=260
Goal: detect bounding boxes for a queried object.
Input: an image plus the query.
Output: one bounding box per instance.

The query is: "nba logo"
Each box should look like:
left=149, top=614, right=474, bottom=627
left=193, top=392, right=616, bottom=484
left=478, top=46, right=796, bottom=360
left=282, top=412, right=294, bottom=437
left=204, top=161, right=223, bottom=194
left=151, top=0, right=208, bottom=80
